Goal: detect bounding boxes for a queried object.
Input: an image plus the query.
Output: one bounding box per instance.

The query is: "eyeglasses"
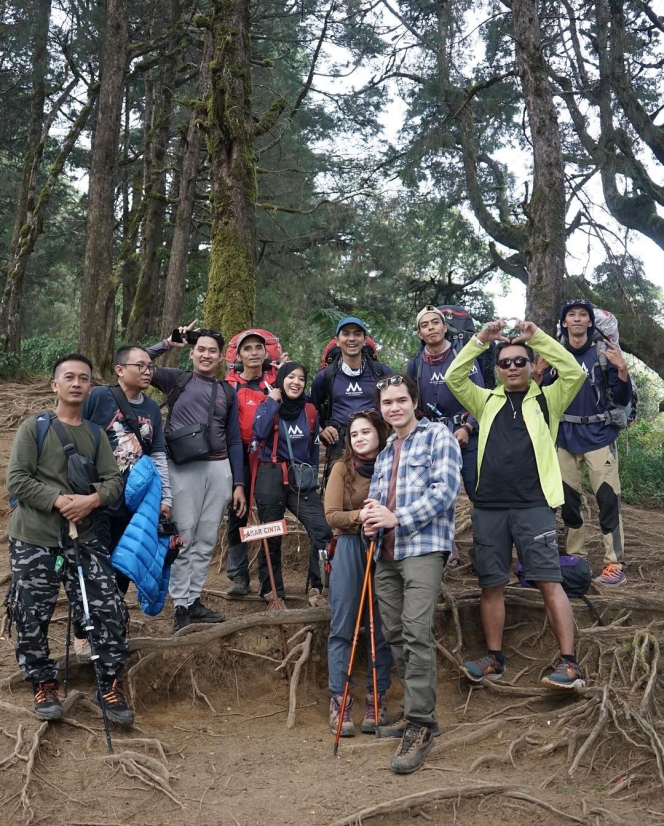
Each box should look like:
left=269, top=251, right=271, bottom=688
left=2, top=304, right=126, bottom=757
left=376, top=375, right=404, bottom=391
left=348, top=408, right=378, bottom=420
left=120, top=362, right=155, bottom=374
left=496, top=357, right=529, bottom=369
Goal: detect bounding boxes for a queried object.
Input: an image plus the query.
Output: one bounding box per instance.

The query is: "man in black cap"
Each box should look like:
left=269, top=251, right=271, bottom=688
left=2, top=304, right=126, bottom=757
left=539, top=299, right=631, bottom=586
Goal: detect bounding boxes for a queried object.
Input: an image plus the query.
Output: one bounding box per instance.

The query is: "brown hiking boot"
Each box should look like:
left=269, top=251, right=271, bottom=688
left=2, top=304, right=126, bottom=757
left=33, top=680, right=63, bottom=721
left=391, top=722, right=435, bottom=774
left=329, top=695, right=355, bottom=737
left=360, top=691, right=388, bottom=733
left=263, top=592, right=287, bottom=611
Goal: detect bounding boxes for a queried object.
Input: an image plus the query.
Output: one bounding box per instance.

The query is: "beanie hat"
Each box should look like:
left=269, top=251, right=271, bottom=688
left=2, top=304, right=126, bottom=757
left=560, top=298, right=595, bottom=334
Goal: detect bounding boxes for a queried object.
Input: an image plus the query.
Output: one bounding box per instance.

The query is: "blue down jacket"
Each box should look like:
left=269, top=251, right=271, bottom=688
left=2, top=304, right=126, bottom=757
left=111, top=455, right=170, bottom=616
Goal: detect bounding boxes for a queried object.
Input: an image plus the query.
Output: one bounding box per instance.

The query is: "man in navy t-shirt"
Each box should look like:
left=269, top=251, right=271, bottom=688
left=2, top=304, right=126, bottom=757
left=310, top=317, right=392, bottom=480
left=540, top=299, right=631, bottom=587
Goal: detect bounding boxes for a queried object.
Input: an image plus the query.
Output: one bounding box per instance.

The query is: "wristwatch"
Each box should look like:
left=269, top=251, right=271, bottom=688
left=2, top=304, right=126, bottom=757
left=462, top=422, right=473, bottom=435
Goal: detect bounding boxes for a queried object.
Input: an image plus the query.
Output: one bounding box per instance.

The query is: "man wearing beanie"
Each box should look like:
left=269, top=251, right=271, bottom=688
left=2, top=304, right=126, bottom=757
left=541, top=299, right=631, bottom=586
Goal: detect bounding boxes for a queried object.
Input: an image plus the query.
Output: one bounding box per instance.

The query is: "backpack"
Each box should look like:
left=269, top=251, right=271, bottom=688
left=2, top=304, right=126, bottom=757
left=225, top=369, right=277, bottom=446
left=515, top=555, right=604, bottom=624
left=161, top=371, right=234, bottom=420
left=558, top=308, right=637, bottom=430
left=9, top=413, right=102, bottom=512
left=225, top=328, right=282, bottom=371
left=414, top=305, right=496, bottom=390
left=319, top=338, right=387, bottom=426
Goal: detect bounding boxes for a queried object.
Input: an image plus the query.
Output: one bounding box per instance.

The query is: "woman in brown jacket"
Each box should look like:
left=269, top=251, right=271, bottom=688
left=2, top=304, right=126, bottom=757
left=324, top=409, right=392, bottom=737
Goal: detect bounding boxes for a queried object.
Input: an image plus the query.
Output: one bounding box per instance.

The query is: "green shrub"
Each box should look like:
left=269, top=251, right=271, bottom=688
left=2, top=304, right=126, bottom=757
left=0, top=351, right=21, bottom=379
left=20, top=334, right=78, bottom=376
left=616, top=419, right=664, bottom=507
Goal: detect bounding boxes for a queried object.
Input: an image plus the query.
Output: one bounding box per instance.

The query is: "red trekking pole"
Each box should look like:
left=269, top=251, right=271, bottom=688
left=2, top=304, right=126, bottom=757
left=333, top=539, right=377, bottom=756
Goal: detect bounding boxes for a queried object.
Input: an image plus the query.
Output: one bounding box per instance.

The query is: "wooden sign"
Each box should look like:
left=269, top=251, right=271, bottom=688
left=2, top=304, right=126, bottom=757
left=240, top=520, right=288, bottom=542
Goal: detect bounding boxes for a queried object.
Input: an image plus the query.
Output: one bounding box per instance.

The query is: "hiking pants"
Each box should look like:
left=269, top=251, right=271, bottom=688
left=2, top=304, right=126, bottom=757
left=8, top=538, right=130, bottom=684
left=374, top=552, right=445, bottom=728
left=254, top=463, right=331, bottom=598
left=557, top=444, right=624, bottom=568
left=327, top=534, right=392, bottom=696
left=169, top=458, right=233, bottom=607
left=226, top=454, right=251, bottom=582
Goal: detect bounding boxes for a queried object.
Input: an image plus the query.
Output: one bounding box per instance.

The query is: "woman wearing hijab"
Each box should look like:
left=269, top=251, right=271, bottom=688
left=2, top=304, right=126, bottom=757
left=252, top=362, right=332, bottom=609
left=324, top=409, right=393, bottom=736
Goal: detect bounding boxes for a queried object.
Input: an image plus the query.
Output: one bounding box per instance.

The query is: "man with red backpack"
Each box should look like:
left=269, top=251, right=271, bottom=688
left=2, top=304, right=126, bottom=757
left=311, top=317, right=393, bottom=486
left=224, top=330, right=280, bottom=596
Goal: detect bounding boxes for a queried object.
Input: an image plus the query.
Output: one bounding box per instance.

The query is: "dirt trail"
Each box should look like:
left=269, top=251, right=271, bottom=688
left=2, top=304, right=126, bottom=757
left=0, top=379, right=662, bottom=825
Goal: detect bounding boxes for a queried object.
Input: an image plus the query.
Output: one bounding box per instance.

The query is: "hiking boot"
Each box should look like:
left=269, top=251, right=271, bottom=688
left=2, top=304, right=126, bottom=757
left=541, top=660, right=585, bottom=690
left=263, top=592, right=287, bottom=611
left=95, top=677, right=134, bottom=726
left=74, top=636, right=92, bottom=663
left=360, top=691, right=388, bottom=733
left=377, top=714, right=441, bottom=739
left=595, top=564, right=626, bottom=587
left=308, top=587, right=329, bottom=608
left=460, top=654, right=505, bottom=683
left=329, top=695, right=355, bottom=737
left=173, top=605, right=191, bottom=634
left=227, top=576, right=250, bottom=597
left=188, top=598, right=225, bottom=624
left=391, top=722, right=435, bottom=774
left=33, top=680, right=63, bottom=721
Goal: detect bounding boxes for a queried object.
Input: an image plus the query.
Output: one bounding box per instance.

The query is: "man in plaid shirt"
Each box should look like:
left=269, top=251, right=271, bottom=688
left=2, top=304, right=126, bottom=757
left=362, top=373, right=461, bottom=774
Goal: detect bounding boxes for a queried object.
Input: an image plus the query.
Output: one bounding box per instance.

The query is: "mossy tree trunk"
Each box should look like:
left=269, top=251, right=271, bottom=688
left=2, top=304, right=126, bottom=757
left=79, top=0, right=128, bottom=376
left=512, top=0, right=566, bottom=332
left=204, top=0, right=256, bottom=342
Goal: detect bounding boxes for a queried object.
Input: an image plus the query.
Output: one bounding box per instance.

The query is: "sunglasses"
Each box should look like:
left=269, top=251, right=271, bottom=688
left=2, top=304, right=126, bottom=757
left=348, top=408, right=378, bottom=421
left=496, top=356, right=529, bottom=369
left=376, top=375, right=405, bottom=391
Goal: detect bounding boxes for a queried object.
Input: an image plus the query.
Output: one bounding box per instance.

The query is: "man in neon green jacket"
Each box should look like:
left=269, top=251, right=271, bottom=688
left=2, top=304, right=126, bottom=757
left=446, top=319, right=586, bottom=690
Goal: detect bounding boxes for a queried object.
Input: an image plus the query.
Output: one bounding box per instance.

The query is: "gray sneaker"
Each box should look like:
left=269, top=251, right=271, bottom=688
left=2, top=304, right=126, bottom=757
left=227, top=576, right=250, bottom=596
left=377, top=713, right=441, bottom=738
left=329, top=695, right=355, bottom=737
left=391, top=722, right=435, bottom=774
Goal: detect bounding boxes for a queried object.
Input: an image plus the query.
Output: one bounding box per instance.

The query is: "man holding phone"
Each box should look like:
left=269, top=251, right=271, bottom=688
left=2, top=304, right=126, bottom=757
left=147, top=322, right=246, bottom=633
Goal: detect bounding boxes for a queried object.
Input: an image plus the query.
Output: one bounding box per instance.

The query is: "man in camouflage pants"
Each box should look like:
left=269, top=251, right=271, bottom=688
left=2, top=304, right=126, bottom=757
left=6, top=353, right=133, bottom=724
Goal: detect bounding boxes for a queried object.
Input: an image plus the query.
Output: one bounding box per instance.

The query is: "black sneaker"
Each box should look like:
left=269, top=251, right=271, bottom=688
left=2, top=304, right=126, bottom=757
left=173, top=605, right=191, bottom=634
left=227, top=576, right=250, bottom=597
left=33, top=680, right=63, bottom=721
left=391, top=722, right=435, bottom=774
left=377, top=714, right=441, bottom=739
left=94, top=678, right=134, bottom=726
left=188, top=598, right=225, bottom=623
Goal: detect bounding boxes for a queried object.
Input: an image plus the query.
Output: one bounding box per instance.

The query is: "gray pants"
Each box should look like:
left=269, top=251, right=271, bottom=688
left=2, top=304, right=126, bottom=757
left=169, top=459, right=233, bottom=607
left=374, top=552, right=445, bottom=727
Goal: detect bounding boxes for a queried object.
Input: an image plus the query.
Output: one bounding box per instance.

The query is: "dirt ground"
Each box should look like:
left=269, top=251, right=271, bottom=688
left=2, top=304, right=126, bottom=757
left=0, top=379, right=663, bottom=825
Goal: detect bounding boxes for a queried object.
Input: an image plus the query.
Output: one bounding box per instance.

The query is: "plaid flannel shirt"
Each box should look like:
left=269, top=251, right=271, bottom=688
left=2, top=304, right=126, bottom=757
left=368, top=419, right=462, bottom=561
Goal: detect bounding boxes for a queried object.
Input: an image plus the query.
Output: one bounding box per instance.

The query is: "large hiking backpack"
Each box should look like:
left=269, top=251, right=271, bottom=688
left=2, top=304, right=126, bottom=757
left=558, top=307, right=637, bottom=429
left=515, top=556, right=603, bottom=623
left=225, top=328, right=282, bottom=371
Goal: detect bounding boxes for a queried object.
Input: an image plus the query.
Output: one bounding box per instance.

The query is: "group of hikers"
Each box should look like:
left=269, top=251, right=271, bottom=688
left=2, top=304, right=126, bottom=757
left=4, top=297, right=631, bottom=775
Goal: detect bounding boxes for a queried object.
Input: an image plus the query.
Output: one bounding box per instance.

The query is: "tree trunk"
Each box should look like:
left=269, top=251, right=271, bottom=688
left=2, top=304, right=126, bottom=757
left=161, top=36, right=212, bottom=363
left=512, top=0, right=566, bottom=334
left=78, top=0, right=128, bottom=376
left=204, top=0, right=256, bottom=341
left=0, top=0, right=50, bottom=351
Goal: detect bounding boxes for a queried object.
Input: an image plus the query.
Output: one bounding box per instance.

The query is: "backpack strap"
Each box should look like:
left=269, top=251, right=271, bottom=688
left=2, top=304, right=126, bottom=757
left=535, top=390, right=550, bottom=427
left=109, top=384, right=150, bottom=455
left=365, top=359, right=386, bottom=381
left=50, top=417, right=101, bottom=461
left=33, top=412, right=56, bottom=455
left=305, top=403, right=317, bottom=448
left=162, top=371, right=194, bottom=433
left=321, top=361, right=339, bottom=425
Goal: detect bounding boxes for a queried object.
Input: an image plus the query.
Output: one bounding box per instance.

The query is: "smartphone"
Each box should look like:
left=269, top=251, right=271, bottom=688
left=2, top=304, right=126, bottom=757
left=171, top=328, right=183, bottom=343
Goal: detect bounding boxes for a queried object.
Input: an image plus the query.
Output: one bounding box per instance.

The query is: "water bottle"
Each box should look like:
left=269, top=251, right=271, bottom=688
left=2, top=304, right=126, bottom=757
left=249, top=437, right=259, bottom=453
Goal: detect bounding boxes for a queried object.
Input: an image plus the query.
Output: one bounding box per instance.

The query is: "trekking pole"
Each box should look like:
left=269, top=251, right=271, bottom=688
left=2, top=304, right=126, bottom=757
left=333, top=539, right=375, bottom=756
left=366, top=556, right=380, bottom=738
left=69, top=521, right=114, bottom=755
left=63, top=601, right=72, bottom=698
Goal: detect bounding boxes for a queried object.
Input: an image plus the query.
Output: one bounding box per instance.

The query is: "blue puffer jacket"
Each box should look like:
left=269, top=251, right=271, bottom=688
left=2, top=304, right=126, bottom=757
left=111, top=455, right=170, bottom=616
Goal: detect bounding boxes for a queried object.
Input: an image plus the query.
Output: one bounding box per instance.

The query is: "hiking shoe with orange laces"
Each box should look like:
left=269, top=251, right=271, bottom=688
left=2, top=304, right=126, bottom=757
left=33, top=680, right=63, bottom=721
left=94, top=678, right=134, bottom=726
left=541, top=660, right=585, bottom=690
left=595, top=564, right=626, bottom=586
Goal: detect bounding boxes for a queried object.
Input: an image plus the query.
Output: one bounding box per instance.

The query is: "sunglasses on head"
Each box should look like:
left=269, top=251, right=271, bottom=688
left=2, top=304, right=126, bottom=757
left=497, top=356, right=529, bottom=369
left=348, top=408, right=378, bottom=421
left=376, top=375, right=405, bottom=391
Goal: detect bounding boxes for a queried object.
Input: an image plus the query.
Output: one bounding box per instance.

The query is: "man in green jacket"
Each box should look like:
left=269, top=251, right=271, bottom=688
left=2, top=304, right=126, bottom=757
left=446, top=319, right=586, bottom=690
left=6, top=353, right=132, bottom=723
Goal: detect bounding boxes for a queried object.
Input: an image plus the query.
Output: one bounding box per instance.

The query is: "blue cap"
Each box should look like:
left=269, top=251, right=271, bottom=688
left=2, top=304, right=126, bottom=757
left=335, top=316, right=368, bottom=336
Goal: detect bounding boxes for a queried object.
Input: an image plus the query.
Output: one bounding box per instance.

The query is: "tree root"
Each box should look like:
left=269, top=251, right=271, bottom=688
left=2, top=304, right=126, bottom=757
left=101, top=750, right=183, bottom=807
left=439, top=581, right=463, bottom=654
left=190, top=668, right=217, bottom=714
left=285, top=630, right=312, bottom=729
